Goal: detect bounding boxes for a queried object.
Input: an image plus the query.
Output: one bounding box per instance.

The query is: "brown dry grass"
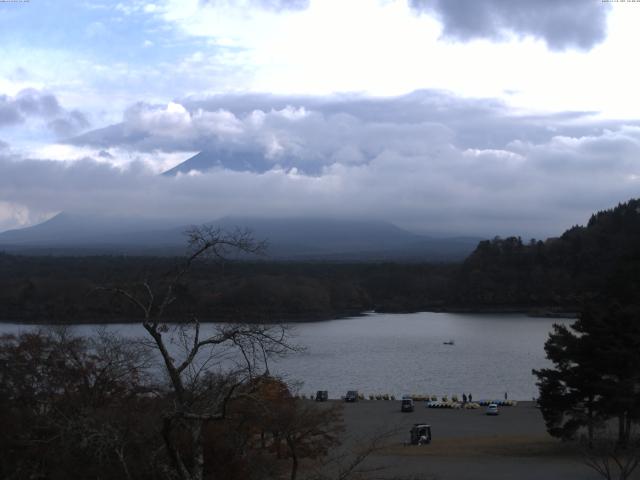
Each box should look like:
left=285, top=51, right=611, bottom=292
left=383, top=435, right=578, bottom=458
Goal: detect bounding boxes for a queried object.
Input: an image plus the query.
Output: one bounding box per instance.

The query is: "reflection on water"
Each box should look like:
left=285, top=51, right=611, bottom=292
left=0, top=312, right=571, bottom=400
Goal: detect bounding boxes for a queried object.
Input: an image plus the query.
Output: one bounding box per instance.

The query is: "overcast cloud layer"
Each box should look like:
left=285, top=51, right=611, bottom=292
left=1, top=1, right=639, bottom=239
left=201, top=0, right=309, bottom=11
left=2, top=90, right=640, bottom=238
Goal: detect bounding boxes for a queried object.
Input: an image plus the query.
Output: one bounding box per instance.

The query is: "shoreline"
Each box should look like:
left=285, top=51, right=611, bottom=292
left=0, top=306, right=577, bottom=325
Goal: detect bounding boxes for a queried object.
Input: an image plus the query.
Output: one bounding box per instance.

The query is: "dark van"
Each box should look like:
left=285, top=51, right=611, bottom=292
left=345, top=390, right=359, bottom=402
left=401, top=398, right=415, bottom=412
left=315, top=390, right=328, bottom=402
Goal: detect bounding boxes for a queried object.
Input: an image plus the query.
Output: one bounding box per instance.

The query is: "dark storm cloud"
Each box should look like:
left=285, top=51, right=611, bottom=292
left=410, top=0, right=610, bottom=51
left=0, top=89, right=90, bottom=137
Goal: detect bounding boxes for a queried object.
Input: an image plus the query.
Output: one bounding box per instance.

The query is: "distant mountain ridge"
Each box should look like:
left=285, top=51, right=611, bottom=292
left=0, top=213, right=186, bottom=245
left=0, top=213, right=481, bottom=261
left=3, top=199, right=640, bottom=324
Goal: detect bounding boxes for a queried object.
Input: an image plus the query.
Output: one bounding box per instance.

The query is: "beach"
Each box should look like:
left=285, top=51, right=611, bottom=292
left=327, top=400, right=619, bottom=480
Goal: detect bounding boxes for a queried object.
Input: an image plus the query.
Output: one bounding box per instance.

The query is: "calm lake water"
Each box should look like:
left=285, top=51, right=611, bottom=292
left=0, top=312, right=571, bottom=400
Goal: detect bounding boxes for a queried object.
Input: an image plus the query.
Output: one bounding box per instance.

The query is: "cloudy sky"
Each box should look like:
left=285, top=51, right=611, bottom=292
left=1, top=0, right=639, bottom=237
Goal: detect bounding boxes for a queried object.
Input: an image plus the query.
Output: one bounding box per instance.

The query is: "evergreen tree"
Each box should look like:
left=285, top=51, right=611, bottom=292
left=534, top=318, right=603, bottom=445
left=534, top=303, right=640, bottom=446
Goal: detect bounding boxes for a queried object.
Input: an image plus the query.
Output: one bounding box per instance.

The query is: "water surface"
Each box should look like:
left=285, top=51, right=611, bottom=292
left=1, top=312, right=570, bottom=400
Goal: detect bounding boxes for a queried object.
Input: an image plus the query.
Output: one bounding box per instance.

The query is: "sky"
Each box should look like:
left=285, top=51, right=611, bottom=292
left=1, top=0, right=640, bottom=237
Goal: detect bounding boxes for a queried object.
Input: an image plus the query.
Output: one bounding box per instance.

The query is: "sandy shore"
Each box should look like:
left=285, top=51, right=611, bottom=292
left=324, top=400, right=625, bottom=480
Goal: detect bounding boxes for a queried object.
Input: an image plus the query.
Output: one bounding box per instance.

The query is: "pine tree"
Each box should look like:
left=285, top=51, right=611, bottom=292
left=534, top=303, right=640, bottom=447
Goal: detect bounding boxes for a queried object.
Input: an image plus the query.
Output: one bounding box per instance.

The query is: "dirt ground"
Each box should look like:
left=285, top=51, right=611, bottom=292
left=323, top=400, right=635, bottom=480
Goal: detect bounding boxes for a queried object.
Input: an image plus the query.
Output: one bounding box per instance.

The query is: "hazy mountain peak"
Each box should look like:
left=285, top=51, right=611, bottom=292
left=162, top=150, right=275, bottom=176
left=0, top=213, right=480, bottom=260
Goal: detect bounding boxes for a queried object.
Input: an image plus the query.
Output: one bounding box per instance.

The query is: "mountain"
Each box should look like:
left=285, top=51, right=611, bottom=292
left=213, top=217, right=480, bottom=260
left=0, top=213, right=189, bottom=255
left=162, top=150, right=275, bottom=176
left=161, top=149, right=325, bottom=176
left=3, top=200, right=640, bottom=324
left=0, top=213, right=481, bottom=261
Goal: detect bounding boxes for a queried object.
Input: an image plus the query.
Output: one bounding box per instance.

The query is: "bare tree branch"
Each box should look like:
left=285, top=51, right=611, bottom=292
left=91, top=224, right=296, bottom=480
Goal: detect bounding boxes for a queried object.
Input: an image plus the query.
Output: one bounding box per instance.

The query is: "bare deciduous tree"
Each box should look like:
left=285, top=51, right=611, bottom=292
left=581, top=429, right=640, bottom=480
left=0, top=328, right=158, bottom=480
left=100, top=225, right=297, bottom=480
left=304, top=428, right=402, bottom=480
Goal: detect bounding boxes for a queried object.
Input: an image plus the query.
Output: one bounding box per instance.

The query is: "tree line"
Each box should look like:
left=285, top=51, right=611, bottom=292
left=0, top=254, right=457, bottom=323
left=4, top=199, right=640, bottom=323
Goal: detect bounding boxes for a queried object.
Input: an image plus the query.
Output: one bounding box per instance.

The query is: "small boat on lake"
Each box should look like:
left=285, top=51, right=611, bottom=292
left=443, top=340, right=455, bottom=346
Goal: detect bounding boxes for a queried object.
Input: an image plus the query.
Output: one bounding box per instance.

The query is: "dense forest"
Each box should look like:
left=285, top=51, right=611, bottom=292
left=2, top=199, right=640, bottom=323
left=452, top=198, right=640, bottom=311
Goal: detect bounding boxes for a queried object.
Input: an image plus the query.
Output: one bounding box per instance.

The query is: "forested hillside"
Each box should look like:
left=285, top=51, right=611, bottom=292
left=2, top=199, right=640, bottom=323
left=452, top=199, right=640, bottom=310
left=0, top=255, right=456, bottom=323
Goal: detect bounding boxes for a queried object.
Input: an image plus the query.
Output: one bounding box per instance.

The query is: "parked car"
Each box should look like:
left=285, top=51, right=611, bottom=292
left=401, top=397, right=415, bottom=412
left=486, top=403, right=499, bottom=415
left=345, top=390, right=359, bottom=402
left=315, top=390, right=328, bottom=402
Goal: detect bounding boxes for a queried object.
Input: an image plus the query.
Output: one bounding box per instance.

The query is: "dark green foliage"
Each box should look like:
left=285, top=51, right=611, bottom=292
left=454, top=199, right=640, bottom=310
left=533, top=318, right=602, bottom=442
left=534, top=303, right=640, bottom=446
left=0, top=254, right=457, bottom=323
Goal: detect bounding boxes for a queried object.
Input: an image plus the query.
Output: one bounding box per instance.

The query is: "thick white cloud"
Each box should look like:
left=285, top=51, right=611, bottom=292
left=1, top=0, right=638, bottom=241
left=0, top=141, right=637, bottom=238
left=69, top=91, right=636, bottom=175
left=0, top=201, right=50, bottom=233
left=70, top=95, right=468, bottom=174
left=3, top=91, right=640, bottom=238
left=200, top=0, right=309, bottom=11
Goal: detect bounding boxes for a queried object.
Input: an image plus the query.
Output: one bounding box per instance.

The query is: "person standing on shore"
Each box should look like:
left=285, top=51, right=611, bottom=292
left=462, top=393, right=467, bottom=403
left=504, top=392, right=508, bottom=401
left=469, top=393, right=472, bottom=402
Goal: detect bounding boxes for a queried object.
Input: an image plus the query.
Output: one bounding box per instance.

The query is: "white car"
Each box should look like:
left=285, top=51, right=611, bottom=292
left=486, top=403, right=499, bottom=415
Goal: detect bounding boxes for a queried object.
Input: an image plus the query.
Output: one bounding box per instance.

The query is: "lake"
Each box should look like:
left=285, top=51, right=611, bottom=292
left=0, top=312, right=571, bottom=401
